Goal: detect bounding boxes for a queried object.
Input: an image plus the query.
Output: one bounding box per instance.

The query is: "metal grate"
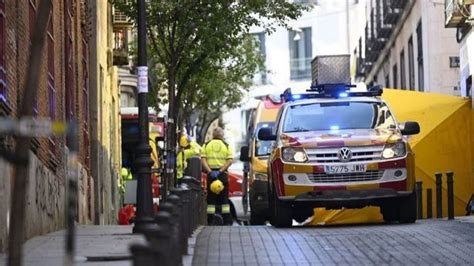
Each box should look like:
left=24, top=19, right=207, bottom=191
left=306, top=145, right=384, bottom=163
left=311, top=55, right=350, bottom=86
left=308, top=170, right=384, bottom=183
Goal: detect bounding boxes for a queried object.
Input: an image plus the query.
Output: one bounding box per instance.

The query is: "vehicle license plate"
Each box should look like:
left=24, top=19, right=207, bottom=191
left=324, top=164, right=366, bottom=174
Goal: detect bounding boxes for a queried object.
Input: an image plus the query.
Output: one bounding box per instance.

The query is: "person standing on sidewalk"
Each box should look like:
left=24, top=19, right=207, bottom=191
left=201, top=127, right=234, bottom=225
left=176, top=132, right=202, bottom=184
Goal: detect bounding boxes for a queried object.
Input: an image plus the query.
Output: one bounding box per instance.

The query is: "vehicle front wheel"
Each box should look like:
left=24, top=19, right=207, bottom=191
left=293, top=207, right=314, bottom=224
left=398, top=192, right=417, bottom=224
left=380, top=201, right=398, bottom=223
left=269, top=185, right=292, bottom=228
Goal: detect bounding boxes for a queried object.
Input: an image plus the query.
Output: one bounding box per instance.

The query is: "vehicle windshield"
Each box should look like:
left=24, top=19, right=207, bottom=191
left=283, top=101, right=397, bottom=132
left=255, top=122, right=275, bottom=156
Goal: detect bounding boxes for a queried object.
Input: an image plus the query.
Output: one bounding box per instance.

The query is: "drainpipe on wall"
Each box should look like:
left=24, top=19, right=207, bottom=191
left=88, top=0, right=102, bottom=225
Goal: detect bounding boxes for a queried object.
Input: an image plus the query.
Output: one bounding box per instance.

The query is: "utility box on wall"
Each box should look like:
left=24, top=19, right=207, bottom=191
left=311, top=55, right=351, bottom=85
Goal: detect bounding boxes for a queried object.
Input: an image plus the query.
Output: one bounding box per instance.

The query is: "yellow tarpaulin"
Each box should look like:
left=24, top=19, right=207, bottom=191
left=311, top=89, right=474, bottom=225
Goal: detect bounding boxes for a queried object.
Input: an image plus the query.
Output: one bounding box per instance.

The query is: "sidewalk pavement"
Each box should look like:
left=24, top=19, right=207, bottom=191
left=0, top=225, right=146, bottom=266
left=0, top=224, right=200, bottom=266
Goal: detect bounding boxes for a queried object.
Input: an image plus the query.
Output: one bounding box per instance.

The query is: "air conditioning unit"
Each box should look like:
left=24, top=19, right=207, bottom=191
left=113, top=6, right=132, bottom=26
left=445, top=0, right=470, bottom=27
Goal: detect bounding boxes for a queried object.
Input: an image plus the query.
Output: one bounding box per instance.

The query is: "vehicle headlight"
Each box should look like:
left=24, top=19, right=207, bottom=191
left=254, top=172, right=268, bottom=181
left=282, top=147, right=308, bottom=163
left=382, top=142, right=407, bottom=159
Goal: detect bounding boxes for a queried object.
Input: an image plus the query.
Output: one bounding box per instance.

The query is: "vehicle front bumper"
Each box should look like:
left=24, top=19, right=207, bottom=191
left=279, top=187, right=413, bottom=208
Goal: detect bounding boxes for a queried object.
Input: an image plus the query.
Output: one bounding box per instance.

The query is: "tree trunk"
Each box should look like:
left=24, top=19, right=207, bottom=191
left=166, top=65, right=177, bottom=191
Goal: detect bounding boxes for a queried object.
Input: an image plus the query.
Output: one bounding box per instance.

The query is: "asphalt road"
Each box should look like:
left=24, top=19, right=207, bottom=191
left=192, top=218, right=474, bottom=265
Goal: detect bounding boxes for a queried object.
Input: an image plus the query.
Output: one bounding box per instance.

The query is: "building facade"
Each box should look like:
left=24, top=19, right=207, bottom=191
left=354, top=0, right=461, bottom=94
left=444, top=0, right=474, bottom=101
left=223, top=0, right=367, bottom=147
left=0, top=0, right=120, bottom=251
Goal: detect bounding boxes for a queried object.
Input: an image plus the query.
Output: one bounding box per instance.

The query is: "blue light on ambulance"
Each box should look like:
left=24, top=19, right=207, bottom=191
left=338, top=92, right=349, bottom=98
left=291, top=94, right=303, bottom=100
left=330, top=125, right=340, bottom=131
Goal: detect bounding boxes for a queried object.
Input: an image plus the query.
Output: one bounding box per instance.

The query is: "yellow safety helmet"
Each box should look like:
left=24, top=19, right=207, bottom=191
left=210, top=179, right=224, bottom=194
left=179, top=134, right=190, bottom=148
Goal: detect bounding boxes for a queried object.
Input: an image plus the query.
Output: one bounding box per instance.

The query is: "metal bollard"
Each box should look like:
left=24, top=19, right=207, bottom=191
left=160, top=202, right=182, bottom=265
left=435, top=172, right=443, bottom=218
left=186, top=176, right=202, bottom=231
left=130, top=244, right=157, bottom=266
left=166, top=194, right=188, bottom=256
left=172, top=188, right=191, bottom=238
left=152, top=211, right=176, bottom=266
left=426, top=188, right=433, bottom=219
left=182, top=194, right=191, bottom=238
left=416, top=181, right=423, bottom=219
left=446, top=171, right=455, bottom=220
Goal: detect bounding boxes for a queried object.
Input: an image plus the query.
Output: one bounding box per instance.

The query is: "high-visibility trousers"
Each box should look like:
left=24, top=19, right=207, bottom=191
left=206, top=170, right=231, bottom=225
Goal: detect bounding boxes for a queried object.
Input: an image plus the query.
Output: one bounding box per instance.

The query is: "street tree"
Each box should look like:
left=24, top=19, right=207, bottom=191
left=180, top=34, right=264, bottom=143
left=111, top=0, right=307, bottom=186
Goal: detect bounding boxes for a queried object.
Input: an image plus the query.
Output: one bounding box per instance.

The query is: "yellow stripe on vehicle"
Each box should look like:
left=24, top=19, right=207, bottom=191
left=283, top=164, right=314, bottom=173
left=346, top=183, right=380, bottom=190
left=284, top=185, right=313, bottom=196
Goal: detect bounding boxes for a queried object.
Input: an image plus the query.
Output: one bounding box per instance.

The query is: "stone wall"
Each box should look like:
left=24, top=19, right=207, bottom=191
left=0, top=151, right=94, bottom=252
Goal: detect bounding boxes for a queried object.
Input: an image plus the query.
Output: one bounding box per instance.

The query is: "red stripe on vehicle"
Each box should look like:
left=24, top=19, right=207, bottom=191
left=313, top=165, right=325, bottom=173
left=378, top=159, right=406, bottom=169
left=263, top=99, right=283, bottom=109
left=272, top=159, right=285, bottom=196
left=318, top=140, right=345, bottom=147
left=380, top=180, right=407, bottom=191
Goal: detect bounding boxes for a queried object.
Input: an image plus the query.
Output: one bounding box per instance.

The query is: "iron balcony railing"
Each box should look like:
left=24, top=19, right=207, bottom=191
left=290, top=57, right=312, bottom=80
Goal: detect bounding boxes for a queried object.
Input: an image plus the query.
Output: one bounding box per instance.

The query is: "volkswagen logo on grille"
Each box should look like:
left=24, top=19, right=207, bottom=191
left=338, top=147, right=352, bottom=162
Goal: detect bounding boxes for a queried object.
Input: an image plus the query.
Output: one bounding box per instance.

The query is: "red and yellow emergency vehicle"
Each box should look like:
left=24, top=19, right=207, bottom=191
left=259, top=85, right=421, bottom=227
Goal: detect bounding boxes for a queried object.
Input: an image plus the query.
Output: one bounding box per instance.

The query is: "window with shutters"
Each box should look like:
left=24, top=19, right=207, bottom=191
left=416, top=20, right=424, bottom=92
left=289, top=27, right=312, bottom=80
left=392, top=64, right=398, bottom=89
left=408, top=36, right=415, bottom=91
left=400, top=49, right=406, bottom=90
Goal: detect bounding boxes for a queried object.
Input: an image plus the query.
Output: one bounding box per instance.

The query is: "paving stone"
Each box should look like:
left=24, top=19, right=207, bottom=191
left=192, top=219, right=474, bottom=266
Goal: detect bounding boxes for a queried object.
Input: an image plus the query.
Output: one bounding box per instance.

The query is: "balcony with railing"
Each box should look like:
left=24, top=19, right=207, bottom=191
left=290, top=57, right=312, bottom=80
left=383, top=0, right=406, bottom=24
left=445, top=0, right=474, bottom=27
left=113, top=28, right=129, bottom=66
left=355, top=37, right=366, bottom=78
left=376, top=0, right=394, bottom=39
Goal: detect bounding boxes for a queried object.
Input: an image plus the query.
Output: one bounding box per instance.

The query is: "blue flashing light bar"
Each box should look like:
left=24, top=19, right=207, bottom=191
left=281, top=84, right=383, bottom=102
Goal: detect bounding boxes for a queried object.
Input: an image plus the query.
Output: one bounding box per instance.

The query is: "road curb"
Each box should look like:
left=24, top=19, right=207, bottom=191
left=183, top=225, right=204, bottom=266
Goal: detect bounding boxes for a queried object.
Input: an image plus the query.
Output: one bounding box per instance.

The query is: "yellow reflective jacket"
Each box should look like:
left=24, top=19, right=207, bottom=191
left=177, top=141, right=202, bottom=179
left=202, top=139, right=233, bottom=169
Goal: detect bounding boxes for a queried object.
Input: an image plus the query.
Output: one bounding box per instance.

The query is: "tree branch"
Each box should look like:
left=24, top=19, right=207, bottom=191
left=176, top=52, right=209, bottom=102
left=147, top=28, right=166, bottom=63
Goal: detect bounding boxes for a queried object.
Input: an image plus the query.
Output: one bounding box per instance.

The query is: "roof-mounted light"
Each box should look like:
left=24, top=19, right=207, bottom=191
left=280, top=84, right=383, bottom=102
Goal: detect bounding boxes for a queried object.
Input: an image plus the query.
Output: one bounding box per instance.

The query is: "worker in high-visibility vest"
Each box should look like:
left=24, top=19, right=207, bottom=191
left=201, top=127, right=234, bottom=225
left=120, top=167, right=133, bottom=194
left=177, top=133, right=202, bottom=184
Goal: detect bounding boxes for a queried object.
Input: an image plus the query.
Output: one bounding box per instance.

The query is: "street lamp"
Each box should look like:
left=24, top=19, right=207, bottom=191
left=133, top=0, right=156, bottom=234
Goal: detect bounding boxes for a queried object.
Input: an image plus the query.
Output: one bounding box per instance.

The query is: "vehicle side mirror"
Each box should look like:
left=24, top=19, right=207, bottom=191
left=258, top=127, right=276, bottom=141
left=400, top=121, right=420, bottom=135
left=240, top=146, right=250, bottom=162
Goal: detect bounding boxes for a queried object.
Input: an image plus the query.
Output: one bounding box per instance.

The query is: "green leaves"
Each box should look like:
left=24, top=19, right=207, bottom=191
left=111, top=0, right=306, bottom=132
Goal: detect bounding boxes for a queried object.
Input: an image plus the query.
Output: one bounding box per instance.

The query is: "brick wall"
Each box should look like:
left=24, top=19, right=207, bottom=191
left=0, top=0, right=98, bottom=250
